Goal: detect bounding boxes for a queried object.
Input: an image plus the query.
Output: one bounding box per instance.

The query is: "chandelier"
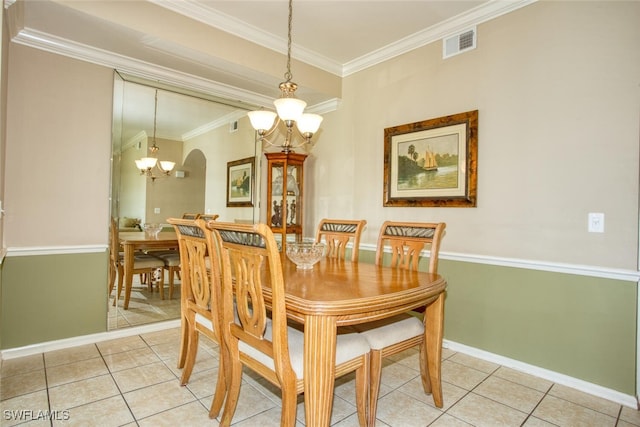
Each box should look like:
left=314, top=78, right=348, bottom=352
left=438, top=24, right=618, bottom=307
left=247, top=0, right=323, bottom=153
left=135, top=89, right=176, bottom=181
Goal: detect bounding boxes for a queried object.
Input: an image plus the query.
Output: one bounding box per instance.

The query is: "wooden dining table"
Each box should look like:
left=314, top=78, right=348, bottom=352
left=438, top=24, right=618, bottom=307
left=118, top=231, right=178, bottom=309
left=266, top=257, right=447, bottom=426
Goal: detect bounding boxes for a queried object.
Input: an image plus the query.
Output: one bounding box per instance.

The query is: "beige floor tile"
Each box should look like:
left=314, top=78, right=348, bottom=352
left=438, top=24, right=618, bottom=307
left=140, top=327, right=181, bottom=347
left=619, top=420, right=640, bottom=427
left=447, top=392, right=529, bottom=426
left=183, top=367, right=222, bottom=400
left=137, top=401, right=215, bottom=426
left=96, top=335, right=147, bottom=356
left=429, top=413, right=474, bottom=426
left=0, top=369, right=46, bottom=401
left=46, top=357, right=109, bottom=388
left=473, top=375, right=545, bottom=413
left=522, top=415, right=562, bottom=426
left=398, top=375, right=468, bottom=411
left=102, top=347, right=161, bottom=372
left=44, top=344, right=101, bottom=368
left=110, top=361, right=177, bottom=393
left=49, top=374, right=119, bottom=410
left=52, top=395, right=134, bottom=427
left=149, top=340, right=182, bottom=361
left=533, top=394, right=617, bottom=426
left=219, top=382, right=278, bottom=424
left=228, top=406, right=297, bottom=427
left=493, top=366, right=553, bottom=393
left=380, top=358, right=420, bottom=389
left=0, top=390, right=50, bottom=427
left=374, top=389, right=443, bottom=427
left=0, top=355, right=43, bottom=378
left=448, top=352, right=500, bottom=374
left=123, top=379, right=197, bottom=420
left=548, top=383, right=621, bottom=417
left=620, top=405, right=640, bottom=426
left=442, top=359, right=489, bottom=390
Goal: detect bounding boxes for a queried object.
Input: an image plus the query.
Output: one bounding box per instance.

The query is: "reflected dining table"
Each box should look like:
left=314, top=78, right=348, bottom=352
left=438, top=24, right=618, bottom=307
left=118, top=231, right=178, bottom=309
left=265, top=257, right=447, bottom=426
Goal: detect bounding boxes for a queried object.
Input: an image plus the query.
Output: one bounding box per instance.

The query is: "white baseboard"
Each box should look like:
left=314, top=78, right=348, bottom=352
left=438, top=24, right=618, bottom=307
left=444, top=339, right=638, bottom=410
left=0, top=319, right=181, bottom=360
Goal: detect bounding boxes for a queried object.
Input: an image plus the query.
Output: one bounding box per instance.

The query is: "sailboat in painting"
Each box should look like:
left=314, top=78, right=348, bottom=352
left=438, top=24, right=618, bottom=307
left=423, top=148, right=438, bottom=171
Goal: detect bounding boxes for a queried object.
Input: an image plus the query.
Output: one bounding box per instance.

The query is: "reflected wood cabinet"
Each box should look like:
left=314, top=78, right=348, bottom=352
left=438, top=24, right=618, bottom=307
left=265, top=152, right=307, bottom=252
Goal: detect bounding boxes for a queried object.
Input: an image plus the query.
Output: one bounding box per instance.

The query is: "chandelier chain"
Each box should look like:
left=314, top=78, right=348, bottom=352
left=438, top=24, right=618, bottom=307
left=284, top=0, right=293, bottom=83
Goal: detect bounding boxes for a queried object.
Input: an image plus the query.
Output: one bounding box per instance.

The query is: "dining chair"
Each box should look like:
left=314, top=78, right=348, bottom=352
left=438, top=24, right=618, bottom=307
left=315, top=218, right=367, bottom=262
left=109, top=217, right=165, bottom=307
left=353, top=220, right=446, bottom=425
left=198, top=213, right=219, bottom=222
left=167, top=217, right=227, bottom=418
left=206, top=221, right=371, bottom=427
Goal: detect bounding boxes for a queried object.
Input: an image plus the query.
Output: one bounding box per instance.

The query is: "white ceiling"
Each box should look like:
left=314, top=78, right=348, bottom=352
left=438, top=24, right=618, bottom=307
left=7, top=0, right=535, bottom=144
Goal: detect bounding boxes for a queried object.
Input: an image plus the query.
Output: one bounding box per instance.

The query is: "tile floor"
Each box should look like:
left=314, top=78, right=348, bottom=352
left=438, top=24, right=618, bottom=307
left=1, top=326, right=639, bottom=427
left=108, top=275, right=182, bottom=331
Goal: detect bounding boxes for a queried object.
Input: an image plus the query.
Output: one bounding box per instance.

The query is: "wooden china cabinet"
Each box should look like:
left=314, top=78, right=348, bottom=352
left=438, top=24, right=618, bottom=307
left=265, top=152, right=307, bottom=252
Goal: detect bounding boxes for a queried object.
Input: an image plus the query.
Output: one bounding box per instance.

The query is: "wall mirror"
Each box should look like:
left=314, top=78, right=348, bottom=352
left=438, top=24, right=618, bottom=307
left=110, top=71, right=260, bottom=331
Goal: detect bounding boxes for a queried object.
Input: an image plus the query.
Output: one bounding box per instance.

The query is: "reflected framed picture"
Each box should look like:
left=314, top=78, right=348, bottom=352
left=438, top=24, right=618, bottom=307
left=226, top=157, right=255, bottom=207
left=383, top=110, right=478, bottom=207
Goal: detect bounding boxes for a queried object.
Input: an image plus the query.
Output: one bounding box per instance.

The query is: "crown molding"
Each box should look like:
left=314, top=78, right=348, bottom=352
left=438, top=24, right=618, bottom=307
left=343, top=0, right=537, bottom=76
left=153, top=0, right=537, bottom=78
left=9, top=27, right=276, bottom=108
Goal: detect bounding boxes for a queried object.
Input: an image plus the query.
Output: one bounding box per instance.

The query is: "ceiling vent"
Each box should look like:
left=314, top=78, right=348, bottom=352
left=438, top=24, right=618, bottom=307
left=443, top=27, right=476, bottom=59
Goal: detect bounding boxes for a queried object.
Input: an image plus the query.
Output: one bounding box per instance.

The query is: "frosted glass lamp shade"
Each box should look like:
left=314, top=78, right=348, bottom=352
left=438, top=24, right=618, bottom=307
left=274, top=97, right=306, bottom=122
left=141, top=157, right=157, bottom=169
left=296, top=113, right=323, bottom=134
left=248, top=110, right=277, bottom=131
left=159, top=161, right=176, bottom=172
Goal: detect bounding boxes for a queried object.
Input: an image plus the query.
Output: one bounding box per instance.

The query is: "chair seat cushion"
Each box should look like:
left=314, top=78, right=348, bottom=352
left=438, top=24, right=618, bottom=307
left=239, top=320, right=370, bottom=378
left=122, top=254, right=165, bottom=269
left=354, top=313, right=424, bottom=350
left=148, top=251, right=181, bottom=267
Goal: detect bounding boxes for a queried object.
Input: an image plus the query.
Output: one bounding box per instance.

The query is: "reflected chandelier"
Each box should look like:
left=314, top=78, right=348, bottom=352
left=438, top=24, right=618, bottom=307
left=247, top=0, right=322, bottom=153
left=135, top=89, right=176, bottom=181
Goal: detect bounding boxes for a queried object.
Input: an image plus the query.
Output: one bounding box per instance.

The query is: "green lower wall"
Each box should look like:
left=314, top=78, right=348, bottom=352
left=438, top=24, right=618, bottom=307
left=0, top=249, right=636, bottom=396
left=0, top=251, right=108, bottom=349
left=360, top=250, right=637, bottom=396
left=439, top=259, right=636, bottom=395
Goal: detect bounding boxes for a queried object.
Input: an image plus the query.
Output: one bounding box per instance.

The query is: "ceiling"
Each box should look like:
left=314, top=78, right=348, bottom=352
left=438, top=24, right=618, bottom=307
left=7, top=0, right=535, bottom=144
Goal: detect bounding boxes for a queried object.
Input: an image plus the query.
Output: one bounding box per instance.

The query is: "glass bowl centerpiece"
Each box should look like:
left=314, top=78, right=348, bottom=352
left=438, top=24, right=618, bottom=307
left=286, top=240, right=325, bottom=270
left=143, top=223, right=162, bottom=238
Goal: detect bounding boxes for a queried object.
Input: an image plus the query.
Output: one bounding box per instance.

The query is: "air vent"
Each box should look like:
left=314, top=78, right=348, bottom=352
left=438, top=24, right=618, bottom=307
left=443, top=27, right=476, bottom=59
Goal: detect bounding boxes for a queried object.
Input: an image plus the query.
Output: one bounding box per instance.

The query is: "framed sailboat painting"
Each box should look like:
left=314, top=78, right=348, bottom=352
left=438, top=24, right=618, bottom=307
left=383, top=110, right=478, bottom=207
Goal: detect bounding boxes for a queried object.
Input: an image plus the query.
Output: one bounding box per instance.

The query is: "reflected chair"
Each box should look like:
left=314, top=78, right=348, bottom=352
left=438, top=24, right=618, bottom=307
left=167, top=217, right=226, bottom=418
left=352, top=220, right=446, bottom=425
left=315, top=218, right=367, bottom=262
left=198, top=213, right=219, bottom=222
left=207, top=222, right=371, bottom=427
left=109, top=217, right=165, bottom=308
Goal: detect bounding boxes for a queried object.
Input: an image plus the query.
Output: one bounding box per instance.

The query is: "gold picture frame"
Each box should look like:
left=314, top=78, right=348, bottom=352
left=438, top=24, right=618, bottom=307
left=383, top=110, right=478, bottom=207
left=226, top=157, right=255, bottom=207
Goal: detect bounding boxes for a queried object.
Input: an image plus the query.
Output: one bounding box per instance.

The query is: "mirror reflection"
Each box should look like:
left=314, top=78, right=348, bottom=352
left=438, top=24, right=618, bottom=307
left=109, top=72, right=259, bottom=331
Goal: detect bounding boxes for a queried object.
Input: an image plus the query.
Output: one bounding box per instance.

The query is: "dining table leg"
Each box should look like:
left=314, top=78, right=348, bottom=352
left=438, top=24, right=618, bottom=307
left=304, top=314, right=337, bottom=426
left=424, top=292, right=445, bottom=407
left=123, top=243, right=135, bottom=310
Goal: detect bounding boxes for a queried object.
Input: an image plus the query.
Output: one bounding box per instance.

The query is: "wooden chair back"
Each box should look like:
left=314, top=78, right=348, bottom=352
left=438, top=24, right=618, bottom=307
left=198, top=213, right=219, bottom=222
left=181, top=213, right=200, bottom=220
left=167, top=217, right=227, bottom=417
left=315, top=218, right=367, bottom=262
left=209, top=222, right=291, bottom=377
left=375, top=221, right=446, bottom=272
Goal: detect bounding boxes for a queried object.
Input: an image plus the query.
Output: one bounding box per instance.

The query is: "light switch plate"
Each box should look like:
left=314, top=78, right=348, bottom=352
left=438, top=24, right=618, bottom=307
left=154, top=208, right=160, bottom=214
left=588, top=212, right=604, bottom=233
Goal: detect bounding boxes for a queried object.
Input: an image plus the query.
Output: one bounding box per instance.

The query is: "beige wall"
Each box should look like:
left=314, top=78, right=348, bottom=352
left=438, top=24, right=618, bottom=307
left=308, top=0, right=640, bottom=270
left=4, top=43, right=112, bottom=247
